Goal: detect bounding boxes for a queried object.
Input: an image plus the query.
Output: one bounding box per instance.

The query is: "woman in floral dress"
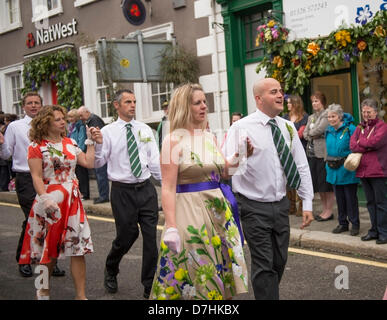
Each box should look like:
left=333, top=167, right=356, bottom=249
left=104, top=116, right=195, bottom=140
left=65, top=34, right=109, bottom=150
left=19, top=105, right=96, bottom=300
left=150, top=84, right=253, bottom=300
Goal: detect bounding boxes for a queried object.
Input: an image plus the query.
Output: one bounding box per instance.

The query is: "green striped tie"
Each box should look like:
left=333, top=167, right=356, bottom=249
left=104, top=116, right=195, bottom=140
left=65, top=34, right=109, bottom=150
left=126, top=123, right=142, bottom=178
left=268, top=119, right=301, bottom=190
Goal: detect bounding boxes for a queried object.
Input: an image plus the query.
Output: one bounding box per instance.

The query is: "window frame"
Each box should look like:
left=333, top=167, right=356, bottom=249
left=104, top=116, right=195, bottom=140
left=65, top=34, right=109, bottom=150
left=0, top=63, right=24, bottom=116
left=31, top=0, right=63, bottom=23
left=74, top=0, right=100, bottom=8
left=0, top=0, right=22, bottom=34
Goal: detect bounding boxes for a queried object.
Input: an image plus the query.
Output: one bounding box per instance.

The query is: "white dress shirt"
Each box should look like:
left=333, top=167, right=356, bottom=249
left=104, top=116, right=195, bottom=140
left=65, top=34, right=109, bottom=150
left=223, top=108, right=314, bottom=211
left=94, top=117, right=161, bottom=183
left=0, top=115, right=32, bottom=172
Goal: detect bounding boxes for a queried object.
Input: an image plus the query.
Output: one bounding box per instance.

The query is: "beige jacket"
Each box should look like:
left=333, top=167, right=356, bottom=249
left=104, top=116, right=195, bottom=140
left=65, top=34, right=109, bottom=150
left=303, top=109, right=329, bottom=159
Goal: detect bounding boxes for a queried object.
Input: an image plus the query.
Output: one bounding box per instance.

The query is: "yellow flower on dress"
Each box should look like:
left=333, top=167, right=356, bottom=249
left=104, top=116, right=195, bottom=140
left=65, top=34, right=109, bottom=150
left=174, top=268, right=188, bottom=281
left=165, top=286, right=175, bottom=295
left=211, top=236, right=221, bottom=248
left=208, top=290, right=223, bottom=300
left=228, top=248, right=234, bottom=260
left=225, top=206, right=232, bottom=221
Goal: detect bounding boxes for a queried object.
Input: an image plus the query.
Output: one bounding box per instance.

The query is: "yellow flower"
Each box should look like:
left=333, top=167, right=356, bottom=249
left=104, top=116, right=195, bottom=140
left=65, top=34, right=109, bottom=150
left=272, top=56, right=283, bottom=68
left=211, top=236, right=221, bottom=248
left=174, top=268, right=187, bottom=281
left=170, top=293, right=180, bottom=300
left=165, top=286, right=175, bottom=295
left=335, top=30, right=351, bottom=47
left=228, top=248, right=234, bottom=260
left=225, top=206, right=232, bottom=221
left=208, top=290, right=223, bottom=300
left=307, top=42, right=320, bottom=56
left=267, top=20, right=276, bottom=28
left=305, top=60, right=312, bottom=71
left=160, top=241, right=168, bottom=253
left=374, top=26, right=386, bottom=37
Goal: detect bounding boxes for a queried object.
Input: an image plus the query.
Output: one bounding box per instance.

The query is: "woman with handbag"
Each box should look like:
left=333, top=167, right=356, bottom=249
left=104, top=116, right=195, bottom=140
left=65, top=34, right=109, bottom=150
left=325, top=104, right=360, bottom=235
left=303, top=91, right=335, bottom=221
left=350, top=99, right=387, bottom=244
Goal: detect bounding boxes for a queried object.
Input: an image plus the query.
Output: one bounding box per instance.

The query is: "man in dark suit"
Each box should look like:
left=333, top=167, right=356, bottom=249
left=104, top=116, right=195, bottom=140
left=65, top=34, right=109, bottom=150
left=78, top=106, right=110, bottom=204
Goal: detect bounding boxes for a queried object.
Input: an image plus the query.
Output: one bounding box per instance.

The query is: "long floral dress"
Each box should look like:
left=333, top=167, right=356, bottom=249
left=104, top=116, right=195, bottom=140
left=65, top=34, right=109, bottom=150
left=19, top=137, right=93, bottom=265
left=150, top=132, right=248, bottom=300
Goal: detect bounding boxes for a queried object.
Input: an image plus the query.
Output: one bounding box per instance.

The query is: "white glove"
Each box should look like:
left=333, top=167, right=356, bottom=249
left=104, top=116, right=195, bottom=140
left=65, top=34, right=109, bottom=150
left=163, top=227, right=181, bottom=254
left=39, top=193, right=59, bottom=214
left=86, top=125, right=92, bottom=140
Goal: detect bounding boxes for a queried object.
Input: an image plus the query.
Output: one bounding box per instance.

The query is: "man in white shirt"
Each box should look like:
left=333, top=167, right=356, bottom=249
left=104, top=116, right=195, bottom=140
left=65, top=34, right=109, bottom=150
left=0, top=92, right=65, bottom=278
left=224, top=78, right=314, bottom=300
left=92, top=89, right=161, bottom=299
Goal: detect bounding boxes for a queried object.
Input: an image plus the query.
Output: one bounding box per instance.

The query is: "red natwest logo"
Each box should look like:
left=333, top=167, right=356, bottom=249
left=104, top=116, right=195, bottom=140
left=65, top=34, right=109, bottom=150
left=26, top=33, right=36, bottom=48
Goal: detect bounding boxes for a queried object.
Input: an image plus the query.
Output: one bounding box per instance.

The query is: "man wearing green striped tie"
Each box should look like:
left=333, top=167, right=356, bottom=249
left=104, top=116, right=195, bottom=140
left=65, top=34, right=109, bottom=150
left=92, top=89, right=161, bottom=299
left=224, top=78, right=314, bottom=300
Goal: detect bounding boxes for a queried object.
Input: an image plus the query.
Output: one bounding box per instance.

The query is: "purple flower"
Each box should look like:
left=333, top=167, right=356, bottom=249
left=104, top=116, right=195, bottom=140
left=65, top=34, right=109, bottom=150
left=210, top=171, right=220, bottom=182
left=344, top=54, right=350, bottom=62
left=333, top=49, right=339, bottom=55
left=352, top=47, right=359, bottom=56
left=296, top=50, right=303, bottom=57
left=59, top=64, right=67, bottom=71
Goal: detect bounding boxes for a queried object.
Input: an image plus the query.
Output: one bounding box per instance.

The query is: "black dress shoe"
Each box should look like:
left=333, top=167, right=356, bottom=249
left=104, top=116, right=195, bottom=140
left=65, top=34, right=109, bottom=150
left=143, top=287, right=151, bottom=299
left=52, top=264, right=65, bottom=277
left=104, top=270, right=118, bottom=293
left=350, top=228, right=360, bottom=236
left=376, top=238, right=387, bottom=245
left=19, top=264, right=33, bottom=277
left=361, top=234, right=378, bottom=241
left=332, top=225, right=349, bottom=234
left=94, top=198, right=109, bottom=204
left=316, top=214, right=334, bottom=222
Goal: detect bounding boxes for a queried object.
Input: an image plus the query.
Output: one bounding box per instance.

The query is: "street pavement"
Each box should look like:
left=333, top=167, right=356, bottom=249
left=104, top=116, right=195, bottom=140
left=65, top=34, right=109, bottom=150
left=0, top=177, right=386, bottom=261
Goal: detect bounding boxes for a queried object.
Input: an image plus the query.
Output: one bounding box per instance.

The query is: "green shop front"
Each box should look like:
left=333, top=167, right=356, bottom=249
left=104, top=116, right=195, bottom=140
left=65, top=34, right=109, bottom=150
left=216, top=0, right=387, bottom=206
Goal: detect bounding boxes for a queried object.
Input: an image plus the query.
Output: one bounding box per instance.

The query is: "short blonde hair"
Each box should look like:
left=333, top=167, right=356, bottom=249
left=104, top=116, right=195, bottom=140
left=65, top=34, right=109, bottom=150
left=67, top=108, right=79, bottom=120
left=168, top=83, right=206, bottom=133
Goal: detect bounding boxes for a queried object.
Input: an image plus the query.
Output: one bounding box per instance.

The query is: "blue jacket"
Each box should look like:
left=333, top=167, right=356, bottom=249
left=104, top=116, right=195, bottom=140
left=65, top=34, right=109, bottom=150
left=68, top=120, right=87, bottom=152
left=325, top=113, right=360, bottom=185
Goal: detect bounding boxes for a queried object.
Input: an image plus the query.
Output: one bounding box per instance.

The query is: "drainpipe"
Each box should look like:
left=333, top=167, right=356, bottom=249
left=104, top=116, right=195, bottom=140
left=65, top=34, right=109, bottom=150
left=211, top=0, right=224, bottom=135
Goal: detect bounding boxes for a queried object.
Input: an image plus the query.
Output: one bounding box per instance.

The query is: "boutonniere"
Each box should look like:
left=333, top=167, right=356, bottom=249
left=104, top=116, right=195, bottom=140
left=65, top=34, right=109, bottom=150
left=340, top=127, right=349, bottom=139
left=138, top=130, right=152, bottom=143
left=285, top=123, right=294, bottom=149
left=47, top=143, right=63, bottom=157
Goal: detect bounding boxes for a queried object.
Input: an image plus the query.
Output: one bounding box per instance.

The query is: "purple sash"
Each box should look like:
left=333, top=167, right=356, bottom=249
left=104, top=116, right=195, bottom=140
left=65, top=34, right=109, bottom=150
left=176, top=181, right=244, bottom=245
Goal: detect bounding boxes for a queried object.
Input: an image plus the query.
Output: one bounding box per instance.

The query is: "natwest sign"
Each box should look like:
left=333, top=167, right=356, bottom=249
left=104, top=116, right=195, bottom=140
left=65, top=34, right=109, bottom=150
left=27, top=18, right=78, bottom=48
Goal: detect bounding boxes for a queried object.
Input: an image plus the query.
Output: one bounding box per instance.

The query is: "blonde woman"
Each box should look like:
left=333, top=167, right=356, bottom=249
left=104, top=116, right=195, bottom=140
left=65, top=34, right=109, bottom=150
left=150, top=83, right=253, bottom=300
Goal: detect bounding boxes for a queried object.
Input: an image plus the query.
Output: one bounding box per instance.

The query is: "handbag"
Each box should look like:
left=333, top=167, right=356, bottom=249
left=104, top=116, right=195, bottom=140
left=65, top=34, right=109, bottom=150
left=343, top=153, right=362, bottom=171
left=326, top=156, right=346, bottom=169
left=344, top=126, right=375, bottom=171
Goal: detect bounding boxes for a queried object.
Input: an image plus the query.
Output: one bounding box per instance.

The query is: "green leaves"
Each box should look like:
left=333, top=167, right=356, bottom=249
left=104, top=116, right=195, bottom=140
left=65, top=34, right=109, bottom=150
left=257, top=10, right=387, bottom=96
left=22, top=48, right=82, bottom=109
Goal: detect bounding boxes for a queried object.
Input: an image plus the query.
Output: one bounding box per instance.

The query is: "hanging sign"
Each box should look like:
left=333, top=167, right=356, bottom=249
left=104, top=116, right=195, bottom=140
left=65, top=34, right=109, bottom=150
left=122, top=0, right=147, bottom=26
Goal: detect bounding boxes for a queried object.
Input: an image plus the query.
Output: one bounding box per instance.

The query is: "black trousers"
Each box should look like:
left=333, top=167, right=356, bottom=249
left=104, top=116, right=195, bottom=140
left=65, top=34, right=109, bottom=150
left=332, top=184, right=360, bottom=228
left=106, top=179, right=159, bottom=290
left=15, top=172, right=36, bottom=263
left=361, top=177, right=387, bottom=239
left=75, top=165, right=90, bottom=199
left=237, top=193, right=290, bottom=300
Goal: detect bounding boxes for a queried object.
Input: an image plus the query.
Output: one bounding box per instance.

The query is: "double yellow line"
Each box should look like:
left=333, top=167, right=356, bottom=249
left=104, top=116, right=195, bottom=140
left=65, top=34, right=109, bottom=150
left=2, top=202, right=387, bottom=269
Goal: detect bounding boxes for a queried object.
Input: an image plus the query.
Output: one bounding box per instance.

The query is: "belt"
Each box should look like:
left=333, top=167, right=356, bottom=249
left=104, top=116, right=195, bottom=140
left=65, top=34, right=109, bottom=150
left=176, top=181, right=244, bottom=246
left=15, top=172, right=31, bottom=176
left=112, top=179, right=149, bottom=189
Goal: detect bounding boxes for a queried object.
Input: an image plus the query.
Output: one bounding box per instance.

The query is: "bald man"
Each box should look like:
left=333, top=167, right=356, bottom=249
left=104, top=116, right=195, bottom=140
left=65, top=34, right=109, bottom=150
left=224, top=78, right=314, bottom=300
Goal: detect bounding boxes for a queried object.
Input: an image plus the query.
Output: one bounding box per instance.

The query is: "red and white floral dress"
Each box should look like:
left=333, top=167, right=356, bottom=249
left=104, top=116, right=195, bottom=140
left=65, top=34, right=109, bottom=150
left=19, top=137, right=93, bottom=265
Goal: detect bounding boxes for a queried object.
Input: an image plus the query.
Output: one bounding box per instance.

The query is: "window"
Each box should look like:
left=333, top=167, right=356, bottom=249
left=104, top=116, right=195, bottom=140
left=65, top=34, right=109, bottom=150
left=243, top=8, right=271, bottom=62
left=31, top=0, right=63, bottom=22
left=10, top=72, right=22, bottom=116
left=151, top=82, right=174, bottom=112
left=0, top=0, right=22, bottom=34
left=74, top=0, right=100, bottom=7
left=95, top=58, right=113, bottom=118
